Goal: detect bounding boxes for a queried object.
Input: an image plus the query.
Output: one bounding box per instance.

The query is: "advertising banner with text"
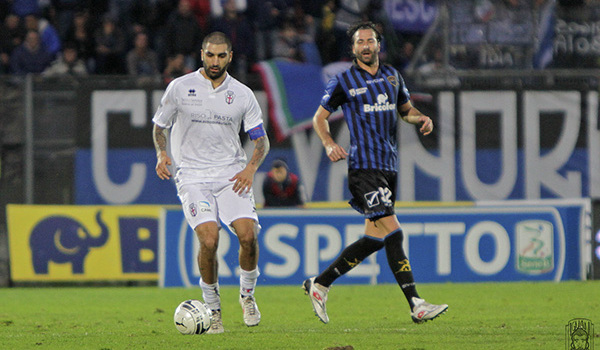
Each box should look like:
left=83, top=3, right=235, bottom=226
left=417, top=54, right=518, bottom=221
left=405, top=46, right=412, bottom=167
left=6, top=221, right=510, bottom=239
left=160, top=200, right=591, bottom=287
left=75, top=86, right=600, bottom=205
left=7, top=205, right=162, bottom=281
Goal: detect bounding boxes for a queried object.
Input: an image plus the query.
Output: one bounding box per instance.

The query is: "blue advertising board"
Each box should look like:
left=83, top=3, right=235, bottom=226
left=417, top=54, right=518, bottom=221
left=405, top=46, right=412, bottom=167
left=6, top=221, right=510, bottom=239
left=159, top=200, right=591, bottom=287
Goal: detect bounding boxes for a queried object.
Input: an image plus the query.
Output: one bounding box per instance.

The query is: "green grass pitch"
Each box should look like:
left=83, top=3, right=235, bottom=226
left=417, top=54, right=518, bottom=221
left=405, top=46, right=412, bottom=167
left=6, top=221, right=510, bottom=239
left=1, top=281, right=599, bottom=349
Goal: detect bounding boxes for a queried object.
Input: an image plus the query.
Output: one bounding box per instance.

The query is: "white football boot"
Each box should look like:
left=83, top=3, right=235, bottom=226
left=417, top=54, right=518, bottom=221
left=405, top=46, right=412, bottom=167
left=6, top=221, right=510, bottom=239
left=206, top=309, right=224, bottom=334
left=239, top=295, right=261, bottom=327
left=302, top=277, right=329, bottom=324
left=410, top=297, right=448, bottom=324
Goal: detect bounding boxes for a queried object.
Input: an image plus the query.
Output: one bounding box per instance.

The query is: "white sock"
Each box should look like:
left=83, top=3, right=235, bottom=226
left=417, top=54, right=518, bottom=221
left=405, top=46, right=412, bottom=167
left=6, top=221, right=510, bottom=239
left=239, top=267, right=260, bottom=297
left=199, top=278, right=221, bottom=311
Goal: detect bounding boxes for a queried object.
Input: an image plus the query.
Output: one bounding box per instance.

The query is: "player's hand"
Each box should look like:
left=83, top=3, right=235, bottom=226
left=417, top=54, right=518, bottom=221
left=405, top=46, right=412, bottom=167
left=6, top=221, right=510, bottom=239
left=418, top=116, right=434, bottom=135
left=156, top=152, right=172, bottom=180
left=325, top=142, right=348, bottom=162
left=230, top=168, right=254, bottom=195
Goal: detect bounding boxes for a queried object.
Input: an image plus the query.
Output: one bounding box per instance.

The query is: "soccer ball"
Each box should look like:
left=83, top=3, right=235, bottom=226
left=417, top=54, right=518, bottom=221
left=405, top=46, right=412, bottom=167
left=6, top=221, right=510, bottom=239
left=173, top=299, right=212, bottom=335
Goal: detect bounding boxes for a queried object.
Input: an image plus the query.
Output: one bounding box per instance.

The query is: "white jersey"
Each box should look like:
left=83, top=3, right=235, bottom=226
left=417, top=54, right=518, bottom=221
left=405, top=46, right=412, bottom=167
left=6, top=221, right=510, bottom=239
left=153, top=69, right=264, bottom=181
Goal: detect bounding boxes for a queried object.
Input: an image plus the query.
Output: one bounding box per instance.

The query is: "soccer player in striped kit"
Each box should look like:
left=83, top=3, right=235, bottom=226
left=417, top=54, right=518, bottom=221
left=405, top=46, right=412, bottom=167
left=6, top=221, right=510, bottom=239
left=303, top=21, right=448, bottom=324
left=153, top=32, right=269, bottom=334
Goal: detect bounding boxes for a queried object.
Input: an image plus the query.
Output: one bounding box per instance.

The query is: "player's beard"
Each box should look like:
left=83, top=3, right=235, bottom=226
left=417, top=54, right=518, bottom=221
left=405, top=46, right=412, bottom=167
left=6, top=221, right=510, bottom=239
left=205, top=61, right=230, bottom=80
left=356, top=49, right=377, bottom=66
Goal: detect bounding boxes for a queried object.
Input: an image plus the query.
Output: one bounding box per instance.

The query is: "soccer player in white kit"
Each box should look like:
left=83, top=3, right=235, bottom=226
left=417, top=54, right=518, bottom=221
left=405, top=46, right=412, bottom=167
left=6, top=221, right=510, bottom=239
left=152, top=32, right=270, bottom=334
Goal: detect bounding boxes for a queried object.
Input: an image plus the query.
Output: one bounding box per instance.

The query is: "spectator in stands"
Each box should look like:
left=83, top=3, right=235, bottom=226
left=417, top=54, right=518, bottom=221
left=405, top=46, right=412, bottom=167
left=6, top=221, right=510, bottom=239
left=262, top=159, right=305, bottom=208
left=417, top=47, right=460, bottom=88
left=42, top=41, right=88, bottom=77
left=165, top=0, right=204, bottom=73
left=50, top=0, right=85, bottom=41
left=94, top=13, right=127, bottom=74
left=315, top=0, right=337, bottom=65
left=23, top=14, right=61, bottom=58
left=247, top=0, right=287, bottom=61
left=210, top=0, right=254, bottom=82
left=210, top=0, right=247, bottom=18
left=0, top=13, right=25, bottom=74
left=162, top=52, right=191, bottom=84
left=126, top=31, right=160, bottom=78
left=188, top=0, right=212, bottom=32
left=273, top=21, right=307, bottom=62
left=65, top=10, right=96, bottom=73
left=10, top=29, right=54, bottom=74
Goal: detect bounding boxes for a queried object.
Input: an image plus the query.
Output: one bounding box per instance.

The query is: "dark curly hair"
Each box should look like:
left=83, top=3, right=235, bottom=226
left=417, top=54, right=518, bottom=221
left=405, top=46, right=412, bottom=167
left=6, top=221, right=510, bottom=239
left=346, top=21, right=382, bottom=44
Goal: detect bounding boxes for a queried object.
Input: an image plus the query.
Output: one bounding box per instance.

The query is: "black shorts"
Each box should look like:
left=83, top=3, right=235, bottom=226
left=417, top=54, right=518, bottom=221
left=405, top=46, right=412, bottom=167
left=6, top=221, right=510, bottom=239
left=348, top=169, right=397, bottom=221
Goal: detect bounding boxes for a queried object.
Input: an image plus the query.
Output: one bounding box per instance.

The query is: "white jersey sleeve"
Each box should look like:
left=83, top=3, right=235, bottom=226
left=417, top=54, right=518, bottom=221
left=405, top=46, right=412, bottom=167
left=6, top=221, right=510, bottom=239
left=242, top=87, right=263, bottom=133
left=152, top=80, right=178, bottom=128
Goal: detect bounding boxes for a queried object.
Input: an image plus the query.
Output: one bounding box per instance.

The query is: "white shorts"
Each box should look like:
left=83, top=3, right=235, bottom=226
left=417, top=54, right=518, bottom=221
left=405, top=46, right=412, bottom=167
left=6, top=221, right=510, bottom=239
left=177, top=179, right=259, bottom=231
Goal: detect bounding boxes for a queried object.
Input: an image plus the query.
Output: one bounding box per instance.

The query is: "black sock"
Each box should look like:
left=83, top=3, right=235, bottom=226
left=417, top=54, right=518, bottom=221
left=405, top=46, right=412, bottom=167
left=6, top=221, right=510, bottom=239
left=384, top=229, right=420, bottom=308
left=315, top=236, right=384, bottom=287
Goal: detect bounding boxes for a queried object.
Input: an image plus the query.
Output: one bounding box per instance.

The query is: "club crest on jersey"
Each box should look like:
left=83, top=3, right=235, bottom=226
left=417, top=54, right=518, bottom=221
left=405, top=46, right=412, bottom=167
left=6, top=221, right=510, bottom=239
left=387, top=76, right=398, bottom=86
left=225, top=90, right=235, bottom=104
left=188, top=89, right=196, bottom=97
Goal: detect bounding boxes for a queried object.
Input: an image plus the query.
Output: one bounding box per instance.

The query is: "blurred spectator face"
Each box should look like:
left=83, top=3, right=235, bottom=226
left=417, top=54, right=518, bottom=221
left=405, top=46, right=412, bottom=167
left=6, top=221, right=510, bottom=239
left=63, top=47, right=78, bottom=63
left=178, top=0, right=192, bottom=16
left=223, top=0, right=236, bottom=14
left=103, top=18, right=116, bottom=34
left=5, top=14, right=20, bottom=30
left=272, top=166, right=288, bottom=183
left=24, top=30, right=41, bottom=51
left=135, top=33, right=149, bottom=49
left=24, top=15, right=39, bottom=31
left=172, top=53, right=185, bottom=68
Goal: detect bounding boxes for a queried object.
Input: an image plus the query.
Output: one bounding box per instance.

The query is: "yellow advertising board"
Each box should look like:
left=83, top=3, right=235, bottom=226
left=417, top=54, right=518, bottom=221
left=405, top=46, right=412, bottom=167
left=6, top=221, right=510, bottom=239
left=7, top=205, right=163, bottom=281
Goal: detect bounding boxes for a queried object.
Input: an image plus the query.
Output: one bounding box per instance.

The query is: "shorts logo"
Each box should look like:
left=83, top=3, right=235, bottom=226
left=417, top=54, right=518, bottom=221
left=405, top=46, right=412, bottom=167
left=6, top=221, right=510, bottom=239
left=198, top=201, right=211, bottom=213
left=365, top=191, right=380, bottom=208
left=225, top=90, right=235, bottom=104
left=364, top=187, right=392, bottom=208
left=515, top=220, right=554, bottom=274
left=189, top=203, right=197, bottom=217
left=565, top=318, right=594, bottom=350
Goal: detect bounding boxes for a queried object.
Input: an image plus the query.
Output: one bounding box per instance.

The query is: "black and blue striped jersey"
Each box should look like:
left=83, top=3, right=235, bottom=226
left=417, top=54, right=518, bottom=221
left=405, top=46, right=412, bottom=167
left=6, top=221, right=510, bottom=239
left=320, top=62, right=410, bottom=172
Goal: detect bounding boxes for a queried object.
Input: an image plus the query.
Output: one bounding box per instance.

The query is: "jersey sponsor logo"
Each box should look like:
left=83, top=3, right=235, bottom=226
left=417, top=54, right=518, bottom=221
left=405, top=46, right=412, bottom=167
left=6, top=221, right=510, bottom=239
left=225, top=90, right=235, bottom=104
left=349, top=87, right=368, bottom=97
left=188, top=89, right=196, bottom=97
left=363, top=93, right=396, bottom=113
left=366, top=78, right=385, bottom=84
left=190, top=111, right=233, bottom=125
left=387, top=76, right=398, bottom=86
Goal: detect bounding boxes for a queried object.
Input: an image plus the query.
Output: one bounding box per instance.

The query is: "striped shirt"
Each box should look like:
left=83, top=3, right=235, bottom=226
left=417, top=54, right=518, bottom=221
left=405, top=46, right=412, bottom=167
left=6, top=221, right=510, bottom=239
left=321, top=62, right=410, bottom=172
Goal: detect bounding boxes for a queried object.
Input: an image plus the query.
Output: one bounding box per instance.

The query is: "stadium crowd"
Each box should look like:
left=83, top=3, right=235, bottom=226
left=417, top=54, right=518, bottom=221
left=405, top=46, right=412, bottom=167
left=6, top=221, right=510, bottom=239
left=0, top=0, right=409, bottom=85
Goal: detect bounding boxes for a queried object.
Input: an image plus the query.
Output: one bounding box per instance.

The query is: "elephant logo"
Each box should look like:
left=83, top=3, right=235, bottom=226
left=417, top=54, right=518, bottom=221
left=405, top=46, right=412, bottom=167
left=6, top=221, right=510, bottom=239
left=29, top=211, right=109, bottom=274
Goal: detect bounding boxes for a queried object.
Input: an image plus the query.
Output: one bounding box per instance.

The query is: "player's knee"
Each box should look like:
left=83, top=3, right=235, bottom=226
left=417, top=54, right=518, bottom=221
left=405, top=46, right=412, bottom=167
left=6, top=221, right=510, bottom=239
left=237, top=231, right=257, bottom=250
left=195, top=225, right=219, bottom=251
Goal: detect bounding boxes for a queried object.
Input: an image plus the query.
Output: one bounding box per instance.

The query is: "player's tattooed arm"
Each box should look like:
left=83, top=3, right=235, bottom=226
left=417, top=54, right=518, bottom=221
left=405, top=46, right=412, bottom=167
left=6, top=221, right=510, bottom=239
left=230, top=135, right=270, bottom=194
left=153, top=124, right=172, bottom=180
left=153, top=124, right=168, bottom=154
left=248, top=135, right=270, bottom=171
